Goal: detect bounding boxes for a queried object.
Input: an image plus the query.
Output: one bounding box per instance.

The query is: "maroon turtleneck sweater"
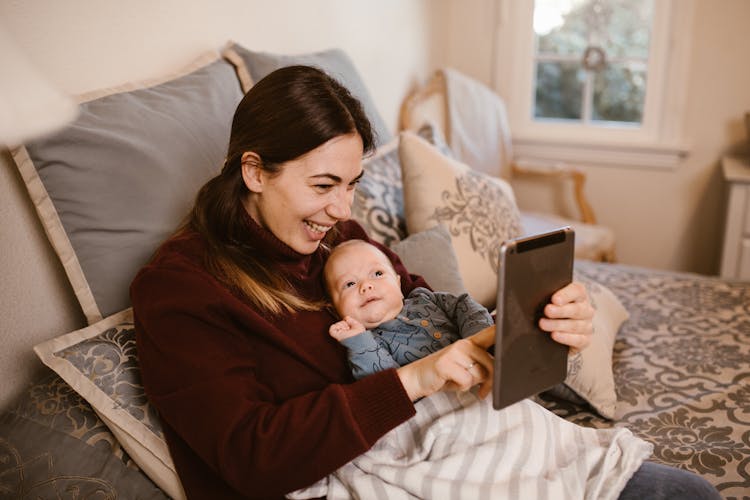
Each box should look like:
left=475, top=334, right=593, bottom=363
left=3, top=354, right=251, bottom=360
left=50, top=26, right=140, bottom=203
left=130, top=217, right=426, bottom=499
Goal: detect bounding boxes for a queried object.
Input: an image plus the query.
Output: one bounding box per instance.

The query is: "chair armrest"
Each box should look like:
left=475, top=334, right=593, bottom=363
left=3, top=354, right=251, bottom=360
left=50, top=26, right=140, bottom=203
left=511, top=162, right=597, bottom=224
left=399, top=70, right=448, bottom=132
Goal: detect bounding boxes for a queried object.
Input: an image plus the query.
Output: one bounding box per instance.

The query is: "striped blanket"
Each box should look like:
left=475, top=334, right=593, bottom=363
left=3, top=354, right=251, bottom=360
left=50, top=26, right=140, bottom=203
left=291, top=391, right=651, bottom=499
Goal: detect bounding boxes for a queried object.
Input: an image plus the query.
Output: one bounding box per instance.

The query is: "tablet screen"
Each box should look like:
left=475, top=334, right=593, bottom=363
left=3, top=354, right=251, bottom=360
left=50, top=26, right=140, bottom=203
left=492, top=227, right=574, bottom=410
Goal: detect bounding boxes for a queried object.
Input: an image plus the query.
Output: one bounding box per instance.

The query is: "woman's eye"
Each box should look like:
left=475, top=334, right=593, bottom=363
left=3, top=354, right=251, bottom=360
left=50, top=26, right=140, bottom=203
left=314, top=184, right=334, bottom=191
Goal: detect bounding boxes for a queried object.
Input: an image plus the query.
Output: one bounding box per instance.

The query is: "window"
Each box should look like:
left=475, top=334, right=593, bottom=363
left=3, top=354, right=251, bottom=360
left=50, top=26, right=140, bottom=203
left=493, top=0, right=694, bottom=167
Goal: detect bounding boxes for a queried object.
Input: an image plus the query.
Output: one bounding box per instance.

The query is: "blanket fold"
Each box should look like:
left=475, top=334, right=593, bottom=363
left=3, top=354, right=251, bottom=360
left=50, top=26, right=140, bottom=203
left=291, top=391, right=651, bottom=500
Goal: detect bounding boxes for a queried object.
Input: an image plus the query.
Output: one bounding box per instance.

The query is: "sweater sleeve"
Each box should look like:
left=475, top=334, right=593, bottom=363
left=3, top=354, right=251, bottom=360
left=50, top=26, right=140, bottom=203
left=131, top=259, right=415, bottom=498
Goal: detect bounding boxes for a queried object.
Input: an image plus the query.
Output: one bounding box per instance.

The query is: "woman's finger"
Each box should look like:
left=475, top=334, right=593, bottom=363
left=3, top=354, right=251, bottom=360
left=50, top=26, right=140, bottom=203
left=550, top=330, right=592, bottom=352
left=468, top=324, right=496, bottom=349
left=539, top=317, right=592, bottom=336
left=550, top=281, right=588, bottom=305
left=544, top=300, right=594, bottom=320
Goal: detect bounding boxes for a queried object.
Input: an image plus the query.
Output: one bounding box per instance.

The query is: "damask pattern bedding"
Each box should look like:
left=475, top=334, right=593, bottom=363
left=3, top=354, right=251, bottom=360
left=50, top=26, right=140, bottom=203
left=537, top=260, right=750, bottom=499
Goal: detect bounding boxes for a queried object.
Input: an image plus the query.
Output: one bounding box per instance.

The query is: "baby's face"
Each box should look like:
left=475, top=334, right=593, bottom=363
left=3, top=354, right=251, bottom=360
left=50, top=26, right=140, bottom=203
left=325, top=242, right=403, bottom=328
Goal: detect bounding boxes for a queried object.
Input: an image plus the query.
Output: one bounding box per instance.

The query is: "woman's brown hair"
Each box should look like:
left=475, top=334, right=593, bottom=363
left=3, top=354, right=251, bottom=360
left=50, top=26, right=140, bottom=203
left=186, top=65, right=376, bottom=314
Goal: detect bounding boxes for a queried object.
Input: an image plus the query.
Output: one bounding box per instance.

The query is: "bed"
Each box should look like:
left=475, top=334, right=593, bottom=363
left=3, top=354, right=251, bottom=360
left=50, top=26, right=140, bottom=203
left=1, top=43, right=748, bottom=499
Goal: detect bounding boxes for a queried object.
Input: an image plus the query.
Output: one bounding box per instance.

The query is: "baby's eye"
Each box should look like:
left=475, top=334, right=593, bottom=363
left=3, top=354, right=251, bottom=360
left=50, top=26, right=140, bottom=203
left=374, top=270, right=384, bottom=277
left=344, top=281, right=356, bottom=289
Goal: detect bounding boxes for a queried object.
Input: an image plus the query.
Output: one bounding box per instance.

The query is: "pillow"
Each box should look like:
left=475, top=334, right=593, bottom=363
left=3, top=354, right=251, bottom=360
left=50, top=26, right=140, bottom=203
left=555, top=272, right=628, bottom=419
left=351, top=138, right=407, bottom=247
left=391, top=224, right=467, bottom=296
left=1, top=373, right=167, bottom=498
left=0, top=410, right=168, bottom=499
left=398, top=130, right=522, bottom=308
left=222, top=42, right=392, bottom=146
left=33, top=309, right=185, bottom=500
left=11, top=51, right=243, bottom=323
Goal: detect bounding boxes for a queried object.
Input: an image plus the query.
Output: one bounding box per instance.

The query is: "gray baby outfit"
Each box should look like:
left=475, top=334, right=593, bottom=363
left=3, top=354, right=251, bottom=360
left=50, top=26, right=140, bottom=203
left=340, top=287, right=494, bottom=380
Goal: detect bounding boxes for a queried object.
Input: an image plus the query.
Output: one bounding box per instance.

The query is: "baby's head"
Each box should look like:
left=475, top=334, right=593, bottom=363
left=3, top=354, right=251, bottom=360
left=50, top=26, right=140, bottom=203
left=324, top=240, right=404, bottom=328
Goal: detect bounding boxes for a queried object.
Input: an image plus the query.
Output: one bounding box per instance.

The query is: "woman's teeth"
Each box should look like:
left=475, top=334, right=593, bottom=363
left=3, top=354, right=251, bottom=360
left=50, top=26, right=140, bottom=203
left=305, top=221, right=330, bottom=233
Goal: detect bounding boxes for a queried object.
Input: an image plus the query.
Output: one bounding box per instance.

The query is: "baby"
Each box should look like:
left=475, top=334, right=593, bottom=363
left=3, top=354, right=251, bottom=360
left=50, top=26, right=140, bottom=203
left=323, top=239, right=494, bottom=380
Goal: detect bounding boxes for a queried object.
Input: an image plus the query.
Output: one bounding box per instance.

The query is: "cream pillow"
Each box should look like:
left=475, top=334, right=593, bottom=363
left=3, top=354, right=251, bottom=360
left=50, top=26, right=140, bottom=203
left=398, top=131, right=522, bottom=308
left=557, top=272, right=629, bottom=419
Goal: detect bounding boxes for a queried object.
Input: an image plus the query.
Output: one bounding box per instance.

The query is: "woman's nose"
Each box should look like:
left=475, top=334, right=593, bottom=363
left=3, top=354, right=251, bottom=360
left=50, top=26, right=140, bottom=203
left=327, top=189, right=353, bottom=220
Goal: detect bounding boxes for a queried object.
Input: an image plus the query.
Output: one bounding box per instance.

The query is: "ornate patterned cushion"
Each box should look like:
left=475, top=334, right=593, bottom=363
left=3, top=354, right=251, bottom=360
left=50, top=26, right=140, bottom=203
left=33, top=309, right=184, bottom=500
left=351, top=138, right=407, bottom=247
left=399, top=130, right=522, bottom=308
left=0, top=373, right=166, bottom=498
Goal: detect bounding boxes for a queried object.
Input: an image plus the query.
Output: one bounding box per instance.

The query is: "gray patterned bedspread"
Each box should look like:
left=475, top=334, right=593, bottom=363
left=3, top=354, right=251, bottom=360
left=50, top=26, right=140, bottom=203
left=538, top=260, right=750, bottom=499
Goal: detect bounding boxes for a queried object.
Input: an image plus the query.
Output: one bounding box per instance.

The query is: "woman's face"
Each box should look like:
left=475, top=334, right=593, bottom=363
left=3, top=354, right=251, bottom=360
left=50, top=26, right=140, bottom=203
left=243, top=133, right=364, bottom=255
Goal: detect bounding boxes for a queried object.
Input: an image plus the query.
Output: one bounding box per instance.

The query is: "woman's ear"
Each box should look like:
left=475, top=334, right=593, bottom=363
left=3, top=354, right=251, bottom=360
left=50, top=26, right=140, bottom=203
left=241, top=152, right=264, bottom=193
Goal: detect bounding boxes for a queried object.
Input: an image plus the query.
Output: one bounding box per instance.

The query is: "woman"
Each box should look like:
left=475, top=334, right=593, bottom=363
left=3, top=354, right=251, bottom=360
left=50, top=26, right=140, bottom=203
left=131, top=66, right=719, bottom=499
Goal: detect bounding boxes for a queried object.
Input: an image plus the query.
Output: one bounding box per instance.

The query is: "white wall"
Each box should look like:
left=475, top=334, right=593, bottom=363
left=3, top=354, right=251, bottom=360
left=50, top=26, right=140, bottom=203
left=439, top=0, right=750, bottom=275
left=0, top=0, right=441, bottom=408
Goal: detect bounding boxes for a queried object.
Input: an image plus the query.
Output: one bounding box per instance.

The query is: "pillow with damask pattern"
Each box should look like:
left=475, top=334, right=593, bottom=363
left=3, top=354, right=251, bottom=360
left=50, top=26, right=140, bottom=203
left=0, top=372, right=167, bottom=498
left=351, top=138, right=407, bottom=247
left=33, top=309, right=184, bottom=500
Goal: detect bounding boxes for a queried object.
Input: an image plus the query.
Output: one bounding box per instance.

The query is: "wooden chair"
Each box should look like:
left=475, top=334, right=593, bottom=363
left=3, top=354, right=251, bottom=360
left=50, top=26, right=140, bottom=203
left=399, top=69, right=616, bottom=262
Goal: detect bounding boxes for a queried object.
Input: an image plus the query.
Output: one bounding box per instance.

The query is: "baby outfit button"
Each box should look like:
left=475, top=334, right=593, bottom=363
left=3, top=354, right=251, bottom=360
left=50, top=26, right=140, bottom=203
left=433, top=332, right=442, bottom=339
left=420, top=319, right=429, bottom=327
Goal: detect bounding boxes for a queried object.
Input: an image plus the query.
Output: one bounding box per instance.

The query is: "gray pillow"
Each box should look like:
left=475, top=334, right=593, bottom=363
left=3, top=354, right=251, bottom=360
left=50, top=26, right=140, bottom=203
left=391, top=224, right=467, bottom=296
left=12, top=53, right=243, bottom=322
left=223, top=43, right=392, bottom=147
left=2, top=373, right=167, bottom=498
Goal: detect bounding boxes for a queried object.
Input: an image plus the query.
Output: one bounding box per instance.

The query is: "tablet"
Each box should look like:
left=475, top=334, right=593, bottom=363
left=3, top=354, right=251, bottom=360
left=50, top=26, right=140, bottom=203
left=492, top=227, right=574, bottom=410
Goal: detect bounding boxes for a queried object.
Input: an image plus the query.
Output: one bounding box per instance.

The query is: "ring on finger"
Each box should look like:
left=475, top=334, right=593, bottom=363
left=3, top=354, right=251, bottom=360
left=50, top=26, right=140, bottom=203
left=465, top=362, right=476, bottom=371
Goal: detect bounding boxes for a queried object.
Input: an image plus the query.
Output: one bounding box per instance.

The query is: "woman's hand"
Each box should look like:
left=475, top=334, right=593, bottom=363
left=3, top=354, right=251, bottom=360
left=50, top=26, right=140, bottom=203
left=396, top=325, right=495, bottom=401
left=539, top=282, right=594, bottom=354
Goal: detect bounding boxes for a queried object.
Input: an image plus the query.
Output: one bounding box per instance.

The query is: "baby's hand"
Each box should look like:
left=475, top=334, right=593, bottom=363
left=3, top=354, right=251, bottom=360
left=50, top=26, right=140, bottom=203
left=329, top=316, right=366, bottom=341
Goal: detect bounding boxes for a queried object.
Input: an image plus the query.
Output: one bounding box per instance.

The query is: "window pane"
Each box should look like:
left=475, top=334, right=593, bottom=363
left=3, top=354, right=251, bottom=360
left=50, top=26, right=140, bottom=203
left=600, top=1, right=653, bottom=59
left=534, top=0, right=653, bottom=59
left=534, top=61, right=584, bottom=120
left=592, top=63, right=646, bottom=123
left=535, top=0, right=589, bottom=56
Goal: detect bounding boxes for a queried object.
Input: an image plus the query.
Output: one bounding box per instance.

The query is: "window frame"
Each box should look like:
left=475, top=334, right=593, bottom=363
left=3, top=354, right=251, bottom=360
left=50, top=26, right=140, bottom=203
left=492, top=0, right=695, bottom=168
